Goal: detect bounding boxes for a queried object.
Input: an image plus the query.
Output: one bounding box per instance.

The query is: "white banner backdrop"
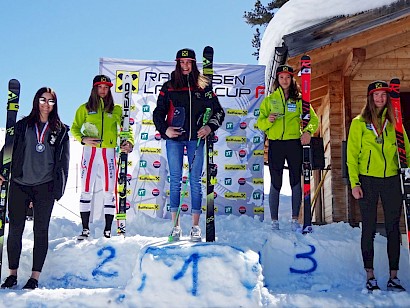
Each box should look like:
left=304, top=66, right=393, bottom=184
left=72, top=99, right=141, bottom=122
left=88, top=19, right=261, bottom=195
left=95, top=57, right=266, bottom=222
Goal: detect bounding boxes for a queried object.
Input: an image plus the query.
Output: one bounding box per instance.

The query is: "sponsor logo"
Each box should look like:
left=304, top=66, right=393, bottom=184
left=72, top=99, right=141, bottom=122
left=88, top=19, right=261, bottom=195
left=226, top=122, right=234, bottom=130
left=253, top=178, right=264, bottom=184
left=141, top=132, right=149, bottom=140
left=138, top=175, right=160, bottom=182
left=224, top=178, right=232, bottom=185
left=252, top=164, right=261, bottom=171
left=152, top=188, right=160, bottom=196
left=226, top=136, right=246, bottom=143
left=141, top=147, right=161, bottom=154
left=239, top=149, right=246, bottom=158
left=142, top=104, right=150, bottom=112
left=239, top=122, right=247, bottom=129
left=238, top=178, right=246, bottom=185
left=253, top=150, right=264, bottom=156
left=253, top=136, right=261, bottom=143
left=181, top=204, right=189, bottom=212
left=154, top=133, right=161, bottom=140
left=253, top=207, right=264, bottom=214
left=138, top=189, right=146, bottom=196
left=138, top=204, right=160, bottom=210
left=139, top=160, right=147, bottom=168
left=225, top=192, right=246, bottom=199
left=253, top=191, right=261, bottom=199
left=255, top=85, right=265, bottom=98
left=226, top=109, right=248, bottom=116
left=239, top=206, right=246, bottom=214
left=225, top=150, right=233, bottom=157
left=225, top=206, right=232, bottom=214
left=225, top=165, right=246, bottom=171
left=142, top=119, right=154, bottom=125
left=153, top=161, right=161, bottom=168
left=115, top=71, right=139, bottom=93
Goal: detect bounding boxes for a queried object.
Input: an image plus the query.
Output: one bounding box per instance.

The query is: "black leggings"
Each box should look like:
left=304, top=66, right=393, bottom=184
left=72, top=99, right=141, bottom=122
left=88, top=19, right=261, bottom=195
left=358, top=175, right=402, bottom=271
left=7, top=181, right=54, bottom=272
left=268, top=139, right=302, bottom=219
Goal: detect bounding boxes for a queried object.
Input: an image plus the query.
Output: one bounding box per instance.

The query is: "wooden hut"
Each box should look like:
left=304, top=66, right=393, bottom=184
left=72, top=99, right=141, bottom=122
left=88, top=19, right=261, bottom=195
left=266, top=0, right=410, bottom=230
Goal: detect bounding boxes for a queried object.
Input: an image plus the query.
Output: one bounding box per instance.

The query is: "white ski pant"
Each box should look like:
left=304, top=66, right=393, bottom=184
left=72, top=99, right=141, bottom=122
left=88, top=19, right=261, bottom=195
left=79, top=146, right=117, bottom=215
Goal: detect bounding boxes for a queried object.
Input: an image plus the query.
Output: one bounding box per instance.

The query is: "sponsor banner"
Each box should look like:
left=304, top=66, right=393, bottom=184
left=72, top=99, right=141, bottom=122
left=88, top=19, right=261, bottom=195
left=99, top=58, right=265, bottom=221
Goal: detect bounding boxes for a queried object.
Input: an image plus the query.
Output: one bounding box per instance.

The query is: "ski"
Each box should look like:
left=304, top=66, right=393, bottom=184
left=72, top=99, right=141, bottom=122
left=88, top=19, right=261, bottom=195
left=390, top=78, right=410, bottom=257
left=116, top=72, right=132, bottom=236
left=203, top=46, right=216, bottom=242
left=300, top=55, right=313, bottom=234
left=0, top=79, right=20, bottom=280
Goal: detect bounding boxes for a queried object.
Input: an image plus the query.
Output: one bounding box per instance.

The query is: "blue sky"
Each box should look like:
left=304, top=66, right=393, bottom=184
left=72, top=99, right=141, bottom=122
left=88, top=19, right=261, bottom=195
left=0, top=0, right=258, bottom=128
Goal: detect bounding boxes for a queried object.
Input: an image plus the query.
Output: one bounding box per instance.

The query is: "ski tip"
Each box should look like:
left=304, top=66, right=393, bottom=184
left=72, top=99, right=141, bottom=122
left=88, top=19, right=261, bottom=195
left=204, top=46, right=213, bottom=51
left=8, top=79, right=20, bottom=86
left=301, top=54, right=310, bottom=60
left=389, top=78, right=400, bottom=85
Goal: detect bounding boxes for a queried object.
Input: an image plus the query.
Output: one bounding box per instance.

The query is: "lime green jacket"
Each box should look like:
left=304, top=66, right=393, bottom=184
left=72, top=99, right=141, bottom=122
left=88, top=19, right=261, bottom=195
left=257, top=87, right=319, bottom=140
left=347, top=112, right=410, bottom=188
left=71, top=101, right=134, bottom=149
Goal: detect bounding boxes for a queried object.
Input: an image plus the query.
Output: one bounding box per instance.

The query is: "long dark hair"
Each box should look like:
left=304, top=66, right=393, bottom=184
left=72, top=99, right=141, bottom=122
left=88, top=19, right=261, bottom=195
left=26, top=87, right=62, bottom=130
left=86, top=86, right=114, bottom=113
left=171, top=60, right=200, bottom=89
left=361, top=92, right=396, bottom=129
left=272, top=75, right=301, bottom=100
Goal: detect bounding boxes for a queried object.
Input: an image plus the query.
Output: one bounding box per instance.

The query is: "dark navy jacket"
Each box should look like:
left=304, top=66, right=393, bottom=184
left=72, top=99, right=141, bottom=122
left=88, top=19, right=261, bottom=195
left=153, top=74, right=225, bottom=141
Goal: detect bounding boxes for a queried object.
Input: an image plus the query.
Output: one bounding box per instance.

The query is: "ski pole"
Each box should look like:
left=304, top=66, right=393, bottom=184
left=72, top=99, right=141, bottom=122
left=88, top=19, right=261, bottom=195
left=168, top=108, right=211, bottom=242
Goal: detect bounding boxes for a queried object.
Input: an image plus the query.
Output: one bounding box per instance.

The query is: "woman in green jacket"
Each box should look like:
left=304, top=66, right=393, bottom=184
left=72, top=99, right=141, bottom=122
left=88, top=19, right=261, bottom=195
left=257, top=65, right=318, bottom=231
left=71, top=75, right=134, bottom=239
left=347, top=80, right=409, bottom=292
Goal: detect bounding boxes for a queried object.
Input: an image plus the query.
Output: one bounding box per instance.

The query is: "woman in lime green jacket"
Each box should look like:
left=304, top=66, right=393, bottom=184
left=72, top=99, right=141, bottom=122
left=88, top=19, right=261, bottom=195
left=347, top=80, right=409, bottom=292
left=257, top=65, right=318, bottom=231
left=71, top=75, right=134, bottom=240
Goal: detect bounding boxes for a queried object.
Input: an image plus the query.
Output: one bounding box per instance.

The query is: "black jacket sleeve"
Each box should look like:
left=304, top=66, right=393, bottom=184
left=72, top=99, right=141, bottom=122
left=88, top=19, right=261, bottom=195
left=153, top=83, right=170, bottom=137
left=54, top=125, right=70, bottom=201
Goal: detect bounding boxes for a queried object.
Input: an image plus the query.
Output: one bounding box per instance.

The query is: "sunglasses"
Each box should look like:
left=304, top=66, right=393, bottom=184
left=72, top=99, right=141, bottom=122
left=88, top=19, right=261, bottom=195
left=39, top=97, right=55, bottom=106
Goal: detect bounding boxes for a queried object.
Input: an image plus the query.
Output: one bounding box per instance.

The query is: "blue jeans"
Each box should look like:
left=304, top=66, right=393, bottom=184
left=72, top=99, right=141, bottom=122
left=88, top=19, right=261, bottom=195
left=166, top=139, right=204, bottom=214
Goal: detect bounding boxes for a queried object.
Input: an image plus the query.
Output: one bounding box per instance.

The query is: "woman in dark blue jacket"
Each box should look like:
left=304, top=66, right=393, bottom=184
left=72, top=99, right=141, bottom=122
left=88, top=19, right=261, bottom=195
left=153, top=48, right=224, bottom=241
left=0, top=87, right=69, bottom=290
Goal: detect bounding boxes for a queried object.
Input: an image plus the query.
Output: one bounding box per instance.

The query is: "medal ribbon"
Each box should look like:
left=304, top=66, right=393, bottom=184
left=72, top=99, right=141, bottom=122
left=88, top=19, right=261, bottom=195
left=370, top=118, right=388, bottom=139
left=35, top=122, right=49, bottom=145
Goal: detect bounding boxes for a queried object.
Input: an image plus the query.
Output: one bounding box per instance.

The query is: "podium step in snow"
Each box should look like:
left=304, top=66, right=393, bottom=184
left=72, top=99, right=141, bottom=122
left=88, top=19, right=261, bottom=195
left=126, top=241, right=263, bottom=306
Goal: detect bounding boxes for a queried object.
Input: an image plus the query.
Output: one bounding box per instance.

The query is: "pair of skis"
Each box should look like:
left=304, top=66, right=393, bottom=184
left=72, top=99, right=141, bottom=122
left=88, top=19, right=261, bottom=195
left=0, top=79, right=20, bottom=280
left=390, top=78, right=410, bottom=257
left=116, top=73, right=132, bottom=236
left=300, top=55, right=313, bottom=234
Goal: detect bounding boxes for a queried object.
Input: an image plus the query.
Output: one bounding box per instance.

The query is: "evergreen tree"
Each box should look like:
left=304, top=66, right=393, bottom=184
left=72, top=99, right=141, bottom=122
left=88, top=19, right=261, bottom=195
left=244, top=0, right=289, bottom=59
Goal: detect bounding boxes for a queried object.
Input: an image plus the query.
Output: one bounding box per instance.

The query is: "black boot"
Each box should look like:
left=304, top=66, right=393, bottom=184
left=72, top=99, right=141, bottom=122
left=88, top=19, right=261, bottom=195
left=104, top=214, right=114, bottom=238
left=80, top=211, right=90, bottom=230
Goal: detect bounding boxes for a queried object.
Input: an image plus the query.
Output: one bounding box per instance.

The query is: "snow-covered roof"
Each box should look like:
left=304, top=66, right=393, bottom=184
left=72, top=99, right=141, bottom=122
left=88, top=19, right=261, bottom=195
left=258, top=0, right=402, bottom=88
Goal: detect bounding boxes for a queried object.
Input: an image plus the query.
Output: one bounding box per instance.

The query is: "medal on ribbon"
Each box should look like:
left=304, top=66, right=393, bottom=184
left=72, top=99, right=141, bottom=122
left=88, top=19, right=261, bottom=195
left=371, top=118, right=387, bottom=145
left=35, top=122, right=49, bottom=153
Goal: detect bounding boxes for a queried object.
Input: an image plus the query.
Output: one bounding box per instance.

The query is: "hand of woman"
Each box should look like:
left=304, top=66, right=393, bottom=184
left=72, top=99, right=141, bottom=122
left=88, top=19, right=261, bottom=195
left=300, top=132, right=312, bottom=145
left=352, top=186, right=363, bottom=199
left=82, top=137, right=102, bottom=147
left=197, top=125, right=211, bottom=139
left=0, top=174, right=5, bottom=185
left=268, top=113, right=277, bottom=123
left=120, top=141, right=133, bottom=153
left=165, top=127, right=183, bottom=138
